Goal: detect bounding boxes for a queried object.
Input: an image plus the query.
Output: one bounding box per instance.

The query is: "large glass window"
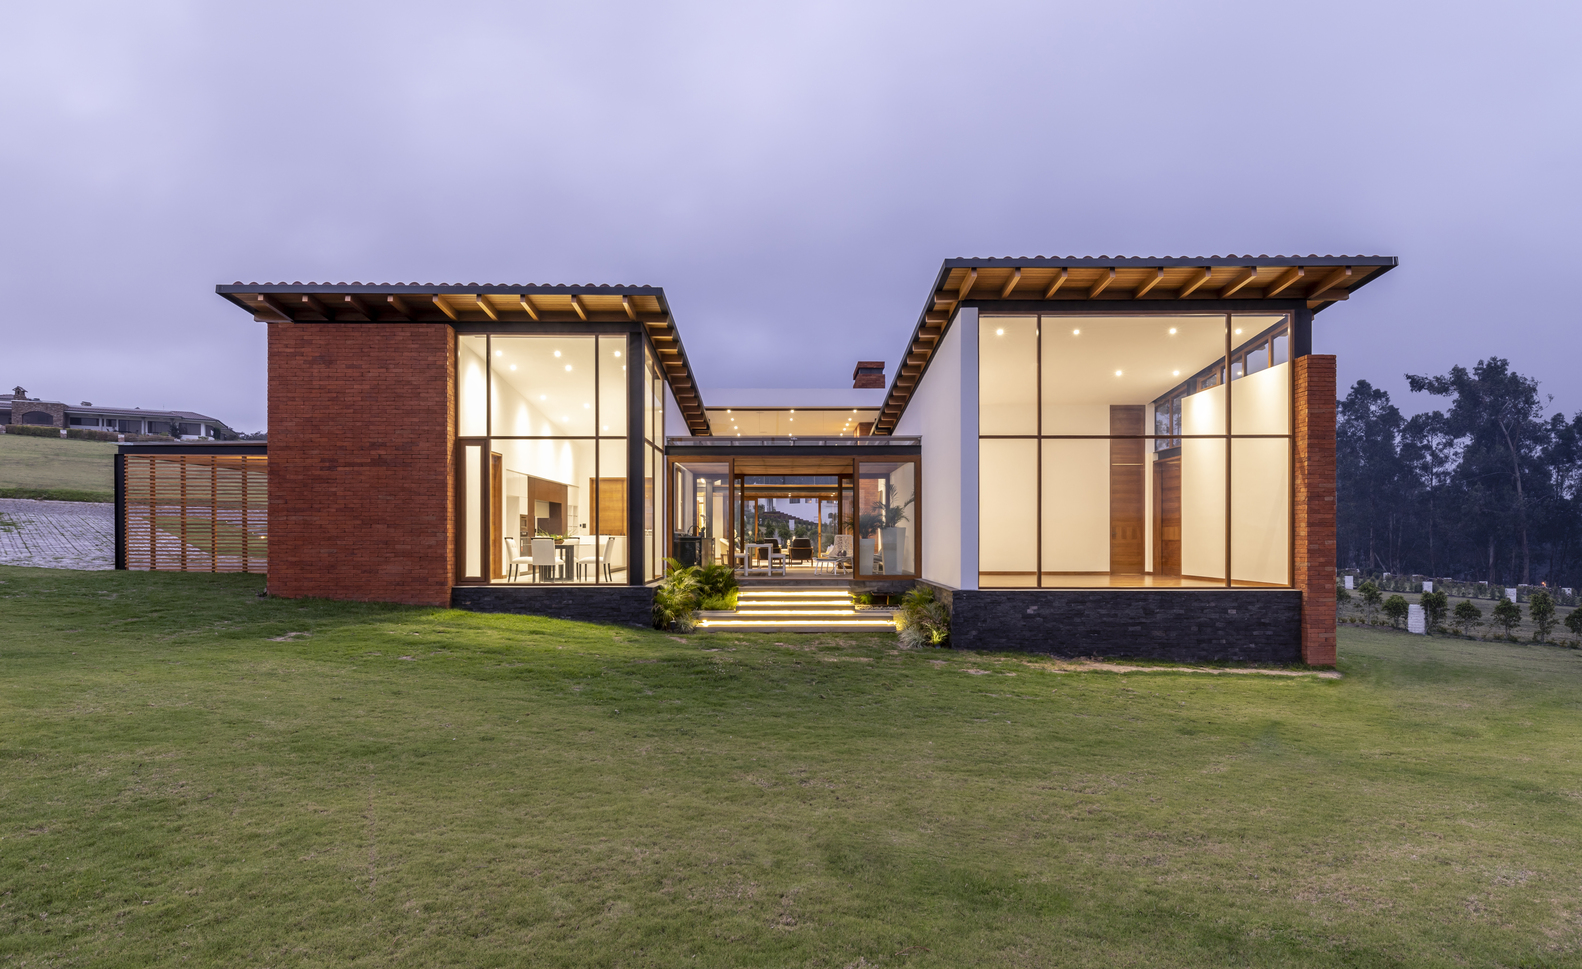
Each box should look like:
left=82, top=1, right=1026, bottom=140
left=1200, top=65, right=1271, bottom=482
left=979, top=313, right=1291, bottom=588
left=643, top=343, right=665, bottom=581
left=457, top=334, right=630, bottom=584
left=857, top=460, right=917, bottom=576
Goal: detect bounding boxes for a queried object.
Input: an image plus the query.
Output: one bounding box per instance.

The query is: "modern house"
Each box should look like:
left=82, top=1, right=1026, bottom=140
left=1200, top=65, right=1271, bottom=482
left=2, top=390, right=234, bottom=438
left=212, top=255, right=1395, bottom=664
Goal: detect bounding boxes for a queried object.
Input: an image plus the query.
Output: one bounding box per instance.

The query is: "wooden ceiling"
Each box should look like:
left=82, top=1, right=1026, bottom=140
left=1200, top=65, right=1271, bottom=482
left=215, top=282, right=711, bottom=435
left=872, top=255, right=1398, bottom=435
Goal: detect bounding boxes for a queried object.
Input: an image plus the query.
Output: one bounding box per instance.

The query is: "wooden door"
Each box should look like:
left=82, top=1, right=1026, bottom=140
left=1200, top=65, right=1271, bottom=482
left=1153, top=457, right=1181, bottom=576
left=1109, top=406, right=1146, bottom=574
left=490, top=453, right=503, bottom=580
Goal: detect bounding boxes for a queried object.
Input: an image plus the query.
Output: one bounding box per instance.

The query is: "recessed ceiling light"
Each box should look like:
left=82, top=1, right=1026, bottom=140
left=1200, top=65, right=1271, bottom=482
left=583, top=403, right=590, bottom=408
left=495, top=350, right=503, bottom=357
left=1235, top=328, right=1243, bottom=334
left=1173, top=370, right=1180, bottom=376
left=1168, top=328, right=1177, bottom=335
left=564, top=364, right=572, bottom=371
left=539, top=394, right=546, bottom=400
left=614, top=350, right=622, bottom=357
left=603, top=425, right=609, bottom=431
left=562, top=416, right=569, bottom=422
left=1072, top=329, right=1080, bottom=335
left=1114, top=370, right=1123, bottom=376
left=553, top=350, right=561, bottom=357
left=727, top=409, right=731, bottom=413
left=509, top=364, right=516, bottom=371
left=995, top=328, right=1004, bottom=336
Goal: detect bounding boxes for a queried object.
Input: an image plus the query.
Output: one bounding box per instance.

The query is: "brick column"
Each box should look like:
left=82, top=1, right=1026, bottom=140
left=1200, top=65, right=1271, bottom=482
left=267, top=322, right=455, bottom=605
left=1293, top=354, right=1337, bottom=666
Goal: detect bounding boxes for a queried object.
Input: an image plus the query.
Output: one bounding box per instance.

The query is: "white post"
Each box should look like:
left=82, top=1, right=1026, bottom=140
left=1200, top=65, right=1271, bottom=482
left=957, top=306, right=979, bottom=591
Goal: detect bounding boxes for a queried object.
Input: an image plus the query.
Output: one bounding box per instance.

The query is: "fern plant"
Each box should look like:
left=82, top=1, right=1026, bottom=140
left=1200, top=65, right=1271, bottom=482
left=652, top=558, right=702, bottom=631
left=895, top=585, right=949, bottom=648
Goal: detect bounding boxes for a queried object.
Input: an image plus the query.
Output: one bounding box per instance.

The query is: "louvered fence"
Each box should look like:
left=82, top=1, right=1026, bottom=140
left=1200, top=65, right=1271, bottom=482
left=120, top=453, right=268, bottom=572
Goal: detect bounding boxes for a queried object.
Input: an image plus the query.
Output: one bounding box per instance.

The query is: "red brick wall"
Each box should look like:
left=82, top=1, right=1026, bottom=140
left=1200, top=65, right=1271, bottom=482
left=1294, top=355, right=1337, bottom=666
left=267, top=323, right=454, bottom=606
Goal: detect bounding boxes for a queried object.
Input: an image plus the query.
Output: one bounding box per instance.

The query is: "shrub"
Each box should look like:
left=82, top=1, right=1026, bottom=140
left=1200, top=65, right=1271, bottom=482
left=1336, top=585, right=1352, bottom=606
left=652, top=558, right=701, bottom=631
left=3, top=424, right=63, bottom=438
left=1565, top=608, right=1582, bottom=641
left=895, top=585, right=949, bottom=648
left=1382, top=594, right=1409, bottom=629
left=1420, top=590, right=1449, bottom=633
left=1528, top=591, right=1557, bottom=642
left=1359, top=581, right=1382, bottom=619
left=64, top=428, right=118, bottom=442
left=1492, top=598, right=1522, bottom=637
left=1453, top=599, right=1482, bottom=636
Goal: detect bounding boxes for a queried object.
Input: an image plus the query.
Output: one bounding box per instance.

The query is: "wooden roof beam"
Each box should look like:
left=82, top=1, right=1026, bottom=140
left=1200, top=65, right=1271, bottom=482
left=570, top=295, right=588, bottom=321
left=1000, top=268, right=1021, bottom=298
left=1044, top=268, right=1069, bottom=298
left=1219, top=267, right=1258, bottom=298
left=386, top=295, right=412, bottom=320
left=300, top=294, right=330, bottom=319
left=252, top=294, right=295, bottom=321
left=1308, top=266, right=1353, bottom=301
left=623, top=296, right=637, bottom=321
left=341, top=295, right=375, bottom=320
left=1133, top=268, right=1164, bottom=299
left=1178, top=267, right=1212, bottom=297
left=431, top=295, right=459, bottom=321
left=1265, top=267, right=1305, bottom=297
left=474, top=295, right=499, bottom=322
left=1088, top=268, right=1115, bottom=299
left=956, top=268, right=977, bottom=302
left=517, top=295, right=539, bottom=321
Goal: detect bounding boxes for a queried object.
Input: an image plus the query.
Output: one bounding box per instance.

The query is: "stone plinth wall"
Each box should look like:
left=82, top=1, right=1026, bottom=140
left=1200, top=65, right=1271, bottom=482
left=452, top=585, right=655, bottom=627
left=930, top=586, right=1303, bottom=665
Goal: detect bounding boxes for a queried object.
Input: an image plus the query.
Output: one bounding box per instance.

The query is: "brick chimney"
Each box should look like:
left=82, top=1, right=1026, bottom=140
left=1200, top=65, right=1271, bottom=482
left=852, top=361, right=885, bottom=389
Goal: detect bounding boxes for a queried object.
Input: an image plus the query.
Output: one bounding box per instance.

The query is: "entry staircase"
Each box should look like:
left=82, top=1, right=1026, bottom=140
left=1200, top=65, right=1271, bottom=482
left=697, top=588, right=898, bottom=633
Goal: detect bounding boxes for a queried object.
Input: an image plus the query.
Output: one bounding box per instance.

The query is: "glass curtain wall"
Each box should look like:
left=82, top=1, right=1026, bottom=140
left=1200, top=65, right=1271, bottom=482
left=979, top=314, right=1291, bottom=588
left=457, top=334, right=629, bottom=584
left=643, top=343, right=665, bottom=581
left=672, top=462, right=730, bottom=567
left=857, top=460, right=917, bottom=576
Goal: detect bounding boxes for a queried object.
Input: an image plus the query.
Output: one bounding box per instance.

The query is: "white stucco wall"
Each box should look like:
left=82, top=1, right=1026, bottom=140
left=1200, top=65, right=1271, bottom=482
left=895, top=307, right=977, bottom=589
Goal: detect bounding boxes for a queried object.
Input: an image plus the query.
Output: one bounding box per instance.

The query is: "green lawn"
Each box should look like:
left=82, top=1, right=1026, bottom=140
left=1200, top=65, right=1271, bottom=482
left=3, top=567, right=1581, bottom=967
left=0, top=434, right=117, bottom=500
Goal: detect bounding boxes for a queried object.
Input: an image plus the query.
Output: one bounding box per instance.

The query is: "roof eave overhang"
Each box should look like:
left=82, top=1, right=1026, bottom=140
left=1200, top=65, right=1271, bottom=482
left=215, top=282, right=712, bottom=435
left=873, top=255, right=1398, bottom=435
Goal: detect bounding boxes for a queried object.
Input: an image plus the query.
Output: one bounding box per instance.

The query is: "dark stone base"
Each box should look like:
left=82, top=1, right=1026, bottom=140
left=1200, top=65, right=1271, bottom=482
left=931, top=586, right=1304, bottom=664
left=451, top=585, right=655, bottom=628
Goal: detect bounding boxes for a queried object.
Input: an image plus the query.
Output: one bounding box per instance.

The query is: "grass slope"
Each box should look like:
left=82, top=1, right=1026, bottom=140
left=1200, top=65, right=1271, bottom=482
left=0, top=434, right=116, bottom=500
left=2, top=566, right=1581, bottom=967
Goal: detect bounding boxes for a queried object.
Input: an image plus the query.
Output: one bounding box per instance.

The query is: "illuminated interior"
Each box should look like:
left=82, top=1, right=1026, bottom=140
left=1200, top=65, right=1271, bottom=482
left=979, top=313, right=1291, bottom=589
left=704, top=408, right=878, bottom=437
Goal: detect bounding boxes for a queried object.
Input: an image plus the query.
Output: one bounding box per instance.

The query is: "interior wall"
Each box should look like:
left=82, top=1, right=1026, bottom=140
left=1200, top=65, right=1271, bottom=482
left=1181, top=384, right=1227, bottom=579
left=1040, top=439, right=1109, bottom=572
left=979, top=439, right=1037, bottom=577
left=896, top=315, right=964, bottom=588
left=1232, top=438, right=1289, bottom=584
left=459, top=339, right=488, bottom=436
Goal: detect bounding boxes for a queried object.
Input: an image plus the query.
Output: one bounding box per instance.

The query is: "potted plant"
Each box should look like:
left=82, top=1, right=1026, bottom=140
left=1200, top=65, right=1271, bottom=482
left=859, top=490, right=915, bottom=575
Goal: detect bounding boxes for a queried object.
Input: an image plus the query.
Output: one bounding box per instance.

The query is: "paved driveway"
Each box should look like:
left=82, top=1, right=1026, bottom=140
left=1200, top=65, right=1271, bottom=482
left=0, top=498, right=114, bottom=571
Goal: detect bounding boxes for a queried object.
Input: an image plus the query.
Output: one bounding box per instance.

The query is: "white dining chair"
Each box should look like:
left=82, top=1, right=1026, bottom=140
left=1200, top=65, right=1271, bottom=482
left=530, top=538, right=557, bottom=581
left=503, top=537, right=534, bottom=582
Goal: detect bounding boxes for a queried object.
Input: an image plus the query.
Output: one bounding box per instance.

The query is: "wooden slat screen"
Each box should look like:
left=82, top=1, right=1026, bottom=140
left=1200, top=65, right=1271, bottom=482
left=123, top=454, right=268, bottom=572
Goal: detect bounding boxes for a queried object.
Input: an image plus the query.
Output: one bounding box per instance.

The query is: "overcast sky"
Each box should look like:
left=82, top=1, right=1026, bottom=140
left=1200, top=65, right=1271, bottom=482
left=3, top=0, right=1578, bottom=432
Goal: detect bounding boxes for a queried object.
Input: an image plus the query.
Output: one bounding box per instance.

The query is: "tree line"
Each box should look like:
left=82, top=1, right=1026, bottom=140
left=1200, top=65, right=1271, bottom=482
left=1337, top=357, right=1582, bottom=589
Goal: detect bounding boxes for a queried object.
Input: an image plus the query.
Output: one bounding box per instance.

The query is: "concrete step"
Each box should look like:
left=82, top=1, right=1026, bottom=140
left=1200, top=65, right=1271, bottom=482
left=696, top=616, right=897, bottom=633
left=700, top=587, right=897, bottom=632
